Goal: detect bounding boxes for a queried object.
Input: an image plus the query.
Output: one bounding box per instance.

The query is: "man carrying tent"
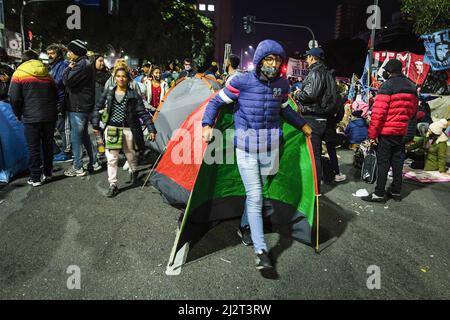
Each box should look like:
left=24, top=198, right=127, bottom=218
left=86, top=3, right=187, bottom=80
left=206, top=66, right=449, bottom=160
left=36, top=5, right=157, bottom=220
left=202, top=39, right=312, bottom=270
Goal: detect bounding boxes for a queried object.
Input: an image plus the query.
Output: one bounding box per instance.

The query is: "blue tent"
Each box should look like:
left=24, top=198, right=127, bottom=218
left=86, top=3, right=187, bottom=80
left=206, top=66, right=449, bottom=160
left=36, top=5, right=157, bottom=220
left=0, top=101, right=28, bottom=183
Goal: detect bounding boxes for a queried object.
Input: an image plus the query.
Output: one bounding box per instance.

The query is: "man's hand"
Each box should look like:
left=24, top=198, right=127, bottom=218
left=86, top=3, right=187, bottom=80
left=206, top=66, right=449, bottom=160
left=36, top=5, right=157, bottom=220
left=202, top=125, right=214, bottom=142
left=301, top=124, right=312, bottom=137
left=93, top=129, right=100, bottom=134
left=68, top=62, right=76, bottom=69
left=148, top=133, right=156, bottom=142
left=369, top=138, right=377, bottom=146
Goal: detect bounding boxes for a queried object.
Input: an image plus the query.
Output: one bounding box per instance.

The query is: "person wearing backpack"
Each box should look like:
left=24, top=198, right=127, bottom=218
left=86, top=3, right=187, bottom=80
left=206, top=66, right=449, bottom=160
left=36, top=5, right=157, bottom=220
left=362, top=59, right=418, bottom=203
left=293, top=47, right=339, bottom=190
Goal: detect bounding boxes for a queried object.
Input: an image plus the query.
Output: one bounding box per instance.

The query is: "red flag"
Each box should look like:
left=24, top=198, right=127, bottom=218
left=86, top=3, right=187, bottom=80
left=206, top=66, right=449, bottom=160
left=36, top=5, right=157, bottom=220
left=407, top=54, right=430, bottom=86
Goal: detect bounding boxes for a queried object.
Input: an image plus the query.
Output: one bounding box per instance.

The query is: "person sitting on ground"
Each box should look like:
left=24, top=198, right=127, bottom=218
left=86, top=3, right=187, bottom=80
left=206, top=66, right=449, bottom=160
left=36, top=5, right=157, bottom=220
left=92, top=66, right=157, bottom=198
left=345, top=109, right=368, bottom=150
left=407, top=119, right=449, bottom=174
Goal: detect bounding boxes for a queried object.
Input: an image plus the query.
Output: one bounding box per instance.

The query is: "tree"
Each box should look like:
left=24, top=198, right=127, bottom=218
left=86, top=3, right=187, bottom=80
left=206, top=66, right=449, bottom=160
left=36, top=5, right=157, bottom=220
left=401, top=0, right=450, bottom=35
left=4, top=0, right=214, bottom=67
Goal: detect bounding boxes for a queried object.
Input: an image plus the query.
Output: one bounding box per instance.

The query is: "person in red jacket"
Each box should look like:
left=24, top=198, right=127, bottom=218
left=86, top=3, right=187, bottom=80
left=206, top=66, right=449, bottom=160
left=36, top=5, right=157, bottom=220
left=362, top=59, right=418, bottom=203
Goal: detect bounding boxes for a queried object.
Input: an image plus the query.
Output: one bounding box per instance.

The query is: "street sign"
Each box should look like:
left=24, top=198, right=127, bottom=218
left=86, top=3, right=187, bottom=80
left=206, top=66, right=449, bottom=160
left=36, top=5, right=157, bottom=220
left=6, top=30, right=22, bottom=58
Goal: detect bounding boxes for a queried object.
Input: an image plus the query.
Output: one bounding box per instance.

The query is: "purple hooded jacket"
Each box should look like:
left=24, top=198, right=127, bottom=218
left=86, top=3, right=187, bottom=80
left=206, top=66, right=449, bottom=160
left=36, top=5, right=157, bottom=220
left=202, top=39, right=307, bottom=152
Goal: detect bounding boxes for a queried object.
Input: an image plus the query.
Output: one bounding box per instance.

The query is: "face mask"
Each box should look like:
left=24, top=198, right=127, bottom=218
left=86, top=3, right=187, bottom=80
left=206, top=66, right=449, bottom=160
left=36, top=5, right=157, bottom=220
left=382, top=70, right=390, bottom=80
left=261, top=66, right=278, bottom=79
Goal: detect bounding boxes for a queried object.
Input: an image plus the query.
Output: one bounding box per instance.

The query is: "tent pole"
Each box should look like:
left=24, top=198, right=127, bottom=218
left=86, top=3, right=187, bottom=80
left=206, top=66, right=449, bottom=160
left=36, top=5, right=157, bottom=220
left=315, top=195, right=320, bottom=253
left=141, top=147, right=166, bottom=190
left=167, top=187, right=195, bottom=268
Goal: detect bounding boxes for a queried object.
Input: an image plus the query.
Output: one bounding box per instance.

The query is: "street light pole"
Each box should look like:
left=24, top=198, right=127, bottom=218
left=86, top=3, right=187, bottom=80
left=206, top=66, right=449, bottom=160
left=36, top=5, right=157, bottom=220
left=254, top=21, right=317, bottom=47
left=367, top=0, right=379, bottom=104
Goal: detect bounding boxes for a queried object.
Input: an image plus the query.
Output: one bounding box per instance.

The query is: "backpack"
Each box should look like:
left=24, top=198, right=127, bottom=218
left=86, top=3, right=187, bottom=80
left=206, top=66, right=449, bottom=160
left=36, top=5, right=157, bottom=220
left=320, top=69, right=339, bottom=116
left=361, top=147, right=378, bottom=184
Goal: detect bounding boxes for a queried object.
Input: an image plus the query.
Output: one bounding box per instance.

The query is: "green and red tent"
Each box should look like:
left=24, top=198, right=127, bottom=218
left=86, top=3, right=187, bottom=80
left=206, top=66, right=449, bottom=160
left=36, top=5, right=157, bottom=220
left=150, top=96, right=320, bottom=275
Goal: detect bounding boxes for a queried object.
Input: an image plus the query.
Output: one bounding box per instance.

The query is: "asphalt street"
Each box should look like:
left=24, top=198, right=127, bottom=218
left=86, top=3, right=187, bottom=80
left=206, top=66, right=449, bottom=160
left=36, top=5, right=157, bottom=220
left=0, top=150, right=449, bottom=299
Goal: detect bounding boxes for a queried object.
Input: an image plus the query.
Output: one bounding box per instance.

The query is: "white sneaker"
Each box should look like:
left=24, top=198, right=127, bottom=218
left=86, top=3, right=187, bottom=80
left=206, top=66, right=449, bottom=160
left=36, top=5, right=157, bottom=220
left=122, top=161, right=129, bottom=171
left=27, top=178, right=42, bottom=187
left=335, top=173, right=346, bottom=182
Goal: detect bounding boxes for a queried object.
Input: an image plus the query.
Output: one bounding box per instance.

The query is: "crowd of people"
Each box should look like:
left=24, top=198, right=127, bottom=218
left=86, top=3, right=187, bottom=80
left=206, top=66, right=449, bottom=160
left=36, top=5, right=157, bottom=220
left=1, top=38, right=449, bottom=271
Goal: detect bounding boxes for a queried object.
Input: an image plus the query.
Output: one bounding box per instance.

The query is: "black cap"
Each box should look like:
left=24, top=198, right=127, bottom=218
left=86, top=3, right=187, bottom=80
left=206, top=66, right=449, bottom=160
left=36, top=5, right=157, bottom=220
left=384, top=59, right=402, bottom=74
left=304, top=47, right=324, bottom=59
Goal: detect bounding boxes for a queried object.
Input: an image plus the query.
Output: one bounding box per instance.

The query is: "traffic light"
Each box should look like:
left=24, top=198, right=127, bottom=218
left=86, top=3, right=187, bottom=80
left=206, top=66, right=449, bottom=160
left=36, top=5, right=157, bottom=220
left=243, top=16, right=256, bottom=35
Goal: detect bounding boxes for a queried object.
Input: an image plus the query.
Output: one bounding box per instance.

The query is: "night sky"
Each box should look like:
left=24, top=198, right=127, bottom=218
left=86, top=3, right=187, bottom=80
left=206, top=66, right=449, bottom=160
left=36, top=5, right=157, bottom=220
left=232, top=0, right=401, bottom=64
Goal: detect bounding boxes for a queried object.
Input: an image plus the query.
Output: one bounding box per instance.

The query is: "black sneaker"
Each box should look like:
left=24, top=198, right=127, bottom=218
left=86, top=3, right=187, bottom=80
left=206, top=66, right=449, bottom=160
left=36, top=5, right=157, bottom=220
left=106, top=184, right=119, bottom=198
left=361, top=193, right=386, bottom=203
left=386, top=189, right=401, bottom=202
left=42, top=174, right=52, bottom=183
left=127, top=171, right=139, bottom=185
left=255, top=250, right=273, bottom=270
left=237, top=226, right=253, bottom=246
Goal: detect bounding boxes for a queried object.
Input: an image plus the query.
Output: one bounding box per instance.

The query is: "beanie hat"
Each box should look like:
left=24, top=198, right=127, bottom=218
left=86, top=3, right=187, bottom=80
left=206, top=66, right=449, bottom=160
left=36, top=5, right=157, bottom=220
left=429, top=119, right=448, bottom=135
left=351, top=100, right=369, bottom=118
left=352, top=110, right=363, bottom=118
left=384, top=59, right=402, bottom=74
left=67, top=39, right=87, bottom=57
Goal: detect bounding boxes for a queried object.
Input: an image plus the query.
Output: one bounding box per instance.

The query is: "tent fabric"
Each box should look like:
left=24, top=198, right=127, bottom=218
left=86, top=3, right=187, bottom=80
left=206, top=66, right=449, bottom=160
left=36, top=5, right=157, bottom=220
left=148, top=74, right=221, bottom=153
left=0, top=101, right=28, bottom=183
left=151, top=96, right=318, bottom=264
left=427, top=96, right=450, bottom=121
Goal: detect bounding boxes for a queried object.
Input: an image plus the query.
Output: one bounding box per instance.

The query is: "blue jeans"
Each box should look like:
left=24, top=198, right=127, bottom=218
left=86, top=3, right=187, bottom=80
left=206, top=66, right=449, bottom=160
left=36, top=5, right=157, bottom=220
left=236, top=148, right=278, bottom=254
left=69, top=112, right=97, bottom=170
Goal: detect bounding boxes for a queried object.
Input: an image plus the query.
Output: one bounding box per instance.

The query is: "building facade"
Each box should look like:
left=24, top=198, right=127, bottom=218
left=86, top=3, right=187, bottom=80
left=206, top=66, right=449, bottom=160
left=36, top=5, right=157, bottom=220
left=196, top=0, right=233, bottom=71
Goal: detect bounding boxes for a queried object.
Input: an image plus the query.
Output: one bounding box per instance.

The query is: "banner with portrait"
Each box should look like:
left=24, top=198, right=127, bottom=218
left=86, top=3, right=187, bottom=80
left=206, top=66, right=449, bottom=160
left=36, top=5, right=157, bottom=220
left=406, top=53, right=430, bottom=86
left=421, top=28, right=450, bottom=71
